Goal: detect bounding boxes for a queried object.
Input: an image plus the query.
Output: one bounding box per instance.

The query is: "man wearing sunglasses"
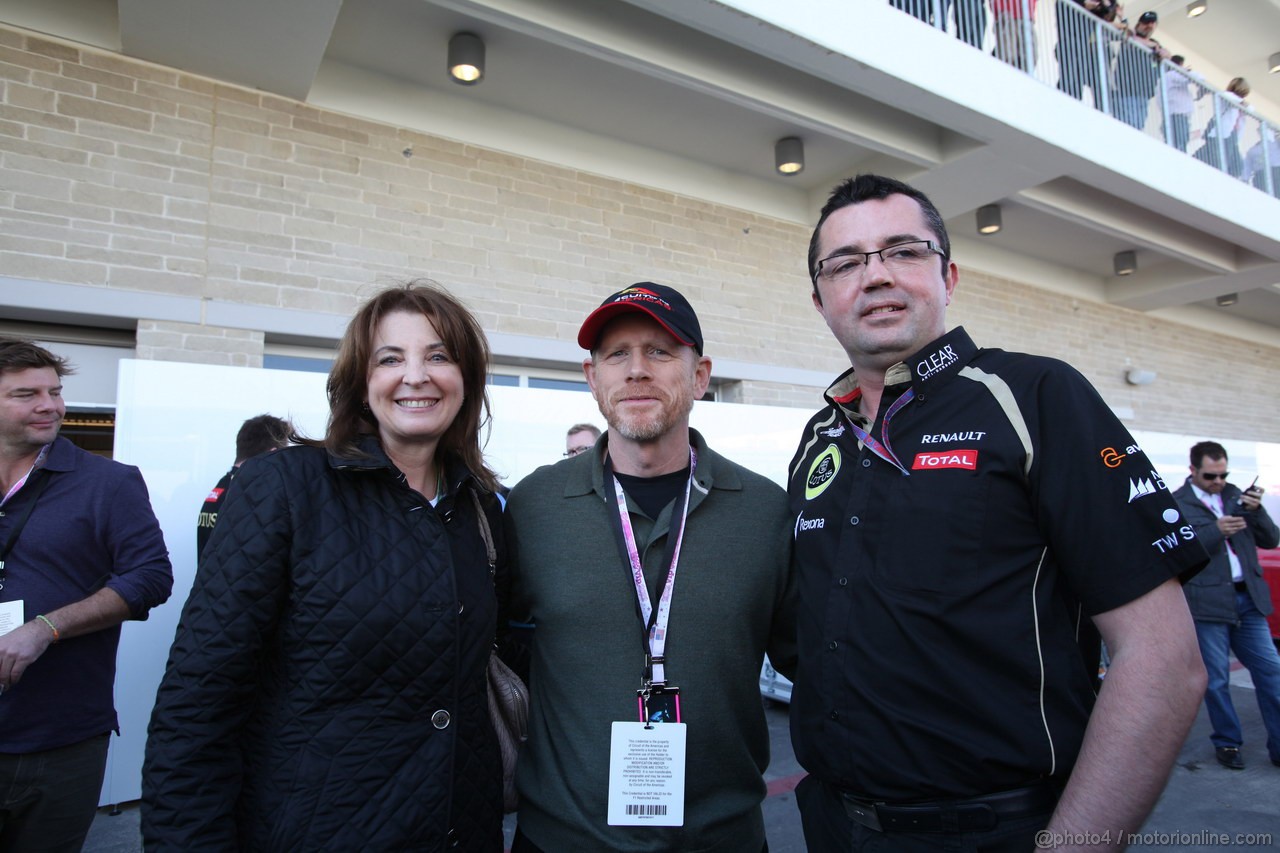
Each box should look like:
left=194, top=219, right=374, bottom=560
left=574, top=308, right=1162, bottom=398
left=788, top=174, right=1208, bottom=852
left=1172, top=442, right=1280, bottom=771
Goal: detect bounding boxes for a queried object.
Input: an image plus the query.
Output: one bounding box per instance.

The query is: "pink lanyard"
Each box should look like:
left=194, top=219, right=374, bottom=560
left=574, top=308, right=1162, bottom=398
left=846, top=387, right=916, bottom=476
left=606, top=448, right=696, bottom=688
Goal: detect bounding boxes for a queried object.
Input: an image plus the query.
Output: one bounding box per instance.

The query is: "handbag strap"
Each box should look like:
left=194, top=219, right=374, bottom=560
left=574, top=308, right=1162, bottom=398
left=468, top=488, right=497, bottom=577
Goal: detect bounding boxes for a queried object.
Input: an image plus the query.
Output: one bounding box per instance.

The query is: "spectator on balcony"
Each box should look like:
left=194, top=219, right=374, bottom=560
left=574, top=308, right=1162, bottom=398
left=948, top=0, right=987, bottom=49
left=993, top=0, right=1037, bottom=73
left=1055, top=0, right=1122, bottom=109
left=1195, top=77, right=1251, bottom=179
left=1111, top=11, right=1170, bottom=131
left=890, top=0, right=932, bottom=26
left=1164, top=55, right=1204, bottom=153
left=890, top=0, right=986, bottom=49
left=1243, top=126, right=1280, bottom=192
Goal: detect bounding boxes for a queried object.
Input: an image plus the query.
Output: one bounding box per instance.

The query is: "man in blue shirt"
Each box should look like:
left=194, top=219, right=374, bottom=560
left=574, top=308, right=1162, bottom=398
left=0, top=338, right=172, bottom=852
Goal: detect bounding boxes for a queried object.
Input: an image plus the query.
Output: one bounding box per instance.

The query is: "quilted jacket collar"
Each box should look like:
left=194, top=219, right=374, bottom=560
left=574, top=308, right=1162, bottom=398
left=327, top=434, right=475, bottom=497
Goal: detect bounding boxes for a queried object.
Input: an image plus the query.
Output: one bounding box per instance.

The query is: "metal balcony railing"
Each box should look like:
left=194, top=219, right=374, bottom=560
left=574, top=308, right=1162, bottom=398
left=889, top=0, right=1279, bottom=197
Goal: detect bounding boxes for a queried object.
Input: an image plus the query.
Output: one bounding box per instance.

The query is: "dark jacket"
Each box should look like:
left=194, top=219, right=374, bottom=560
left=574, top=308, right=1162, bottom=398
left=0, top=437, right=172, bottom=752
left=1173, top=478, right=1280, bottom=624
left=142, top=441, right=504, bottom=852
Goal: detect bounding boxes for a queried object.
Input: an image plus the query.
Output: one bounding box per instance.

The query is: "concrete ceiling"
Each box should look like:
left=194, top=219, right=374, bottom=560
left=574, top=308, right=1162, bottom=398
left=5, top=0, right=1280, bottom=337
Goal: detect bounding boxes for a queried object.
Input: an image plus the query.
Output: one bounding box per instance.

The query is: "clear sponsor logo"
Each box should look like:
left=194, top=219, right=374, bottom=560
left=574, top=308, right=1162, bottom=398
left=919, top=431, right=987, bottom=444
left=911, top=449, right=977, bottom=471
left=1151, top=524, right=1195, bottom=554
left=1127, top=469, right=1167, bottom=503
left=916, top=344, right=958, bottom=380
left=805, top=445, right=842, bottom=501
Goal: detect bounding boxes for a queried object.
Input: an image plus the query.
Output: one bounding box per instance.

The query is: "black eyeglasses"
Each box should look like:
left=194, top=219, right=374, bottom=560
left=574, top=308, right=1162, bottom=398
left=563, top=446, right=591, bottom=458
left=814, top=240, right=946, bottom=284
left=1199, top=472, right=1229, bottom=481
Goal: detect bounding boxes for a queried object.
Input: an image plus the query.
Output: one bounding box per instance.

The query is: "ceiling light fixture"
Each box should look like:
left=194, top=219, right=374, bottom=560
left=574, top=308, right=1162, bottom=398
left=1113, top=251, right=1137, bottom=276
left=448, top=32, right=485, bottom=85
left=1216, top=293, right=1238, bottom=307
left=1125, top=368, right=1157, bottom=386
left=1270, top=52, right=1280, bottom=74
left=774, top=137, right=804, bottom=175
left=976, top=204, right=1002, bottom=235
left=1186, top=0, right=1207, bottom=18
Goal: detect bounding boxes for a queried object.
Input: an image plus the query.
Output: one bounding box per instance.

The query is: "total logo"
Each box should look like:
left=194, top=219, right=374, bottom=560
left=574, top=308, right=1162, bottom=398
left=805, top=445, right=842, bottom=501
left=1100, top=444, right=1143, bottom=469
left=911, top=449, right=977, bottom=471
left=1127, top=469, right=1167, bottom=503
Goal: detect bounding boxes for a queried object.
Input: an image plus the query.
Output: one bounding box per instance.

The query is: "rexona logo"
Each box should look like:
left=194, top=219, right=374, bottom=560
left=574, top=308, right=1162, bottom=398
left=794, top=513, right=826, bottom=537
left=911, top=450, right=977, bottom=471
left=916, top=344, right=958, bottom=380
left=805, top=445, right=842, bottom=501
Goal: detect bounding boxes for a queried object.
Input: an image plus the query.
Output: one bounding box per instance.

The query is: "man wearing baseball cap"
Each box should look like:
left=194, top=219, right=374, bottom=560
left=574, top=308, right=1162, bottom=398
left=1112, top=10, right=1171, bottom=130
left=505, top=283, right=796, bottom=852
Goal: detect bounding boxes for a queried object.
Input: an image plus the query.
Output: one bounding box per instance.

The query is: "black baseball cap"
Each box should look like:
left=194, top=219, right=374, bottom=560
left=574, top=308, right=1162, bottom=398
left=577, top=283, right=704, bottom=354
left=1138, top=11, right=1157, bottom=23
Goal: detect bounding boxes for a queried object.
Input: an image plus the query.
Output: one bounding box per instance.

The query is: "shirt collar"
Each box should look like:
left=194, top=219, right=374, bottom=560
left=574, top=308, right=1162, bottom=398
left=1189, top=480, right=1220, bottom=507
left=823, top=327, right=979, bottom=424
left=564, top=427, right=739, bottom=500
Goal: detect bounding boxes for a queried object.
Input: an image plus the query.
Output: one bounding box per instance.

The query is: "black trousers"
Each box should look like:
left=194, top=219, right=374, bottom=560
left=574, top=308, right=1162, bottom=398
left=795, top=775, right=1054, bottom=853
left=0, top=733, right=110, bottom=853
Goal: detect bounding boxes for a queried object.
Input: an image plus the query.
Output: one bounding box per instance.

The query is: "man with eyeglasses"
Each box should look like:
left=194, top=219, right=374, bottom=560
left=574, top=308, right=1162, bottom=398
left=1172, top=441, right=1280, bottom=771
left=564, top=422, right=600, bottom=458
left=787, top=174, right=1208, bottom=852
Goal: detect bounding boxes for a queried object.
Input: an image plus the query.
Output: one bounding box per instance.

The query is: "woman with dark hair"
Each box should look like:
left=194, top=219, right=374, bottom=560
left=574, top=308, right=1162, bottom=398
left=142, top=281, right=506, bottom=851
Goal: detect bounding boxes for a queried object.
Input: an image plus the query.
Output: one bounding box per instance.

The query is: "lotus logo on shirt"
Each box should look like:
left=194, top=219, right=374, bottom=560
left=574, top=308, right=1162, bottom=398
left=805, top=445, right=841, bottom=500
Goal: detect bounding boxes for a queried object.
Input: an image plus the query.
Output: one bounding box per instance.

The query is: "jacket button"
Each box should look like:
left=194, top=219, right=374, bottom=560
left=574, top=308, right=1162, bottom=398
left=432, top=710, right=451, bottom=729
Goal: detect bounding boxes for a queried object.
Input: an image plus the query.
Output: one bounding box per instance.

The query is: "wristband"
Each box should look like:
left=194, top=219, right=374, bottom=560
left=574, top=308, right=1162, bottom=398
left=35, top=614, right=59, bottom=643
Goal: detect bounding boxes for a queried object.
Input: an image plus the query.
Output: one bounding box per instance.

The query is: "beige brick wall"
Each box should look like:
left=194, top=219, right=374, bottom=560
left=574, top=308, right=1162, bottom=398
left=135, top=321, right=264, bottom=367
left=2, top=25, right=1277, bottom=441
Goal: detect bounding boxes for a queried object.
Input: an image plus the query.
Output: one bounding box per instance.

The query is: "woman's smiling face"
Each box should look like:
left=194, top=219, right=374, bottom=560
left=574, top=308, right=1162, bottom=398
left=365, top=310, right=464, bottom=456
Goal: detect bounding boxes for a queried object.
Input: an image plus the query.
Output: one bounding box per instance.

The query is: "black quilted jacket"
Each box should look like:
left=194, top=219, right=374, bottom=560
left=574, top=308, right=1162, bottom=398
left=142, top=441, right=504, bottom=852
